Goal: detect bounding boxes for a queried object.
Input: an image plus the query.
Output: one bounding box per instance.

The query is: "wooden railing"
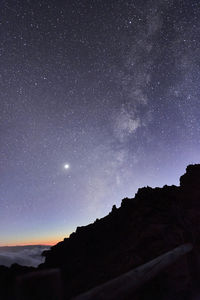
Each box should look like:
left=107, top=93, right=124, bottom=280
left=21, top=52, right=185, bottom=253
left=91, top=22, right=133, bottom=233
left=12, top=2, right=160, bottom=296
left=16, top=243, right=193, bottom=300
left=73, top=243, right=193, bottom=300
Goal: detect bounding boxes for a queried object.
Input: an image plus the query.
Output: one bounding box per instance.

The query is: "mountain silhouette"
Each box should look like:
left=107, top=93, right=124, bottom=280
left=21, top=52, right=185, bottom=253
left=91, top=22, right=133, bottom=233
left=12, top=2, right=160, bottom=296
left=1, top=164, right=200, bottom=299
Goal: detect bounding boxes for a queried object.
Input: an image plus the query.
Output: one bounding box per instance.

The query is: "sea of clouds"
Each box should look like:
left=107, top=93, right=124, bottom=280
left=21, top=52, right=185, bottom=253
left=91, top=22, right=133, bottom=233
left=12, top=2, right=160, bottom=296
left=0, top=245, right=50, bottom=267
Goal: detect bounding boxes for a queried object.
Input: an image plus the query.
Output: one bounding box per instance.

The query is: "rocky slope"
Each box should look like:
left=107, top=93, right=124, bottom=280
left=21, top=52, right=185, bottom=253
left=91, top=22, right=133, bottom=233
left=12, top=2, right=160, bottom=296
left=41, top=164, right=200, bottom=299
left=1, top=164, right=200, bottom=299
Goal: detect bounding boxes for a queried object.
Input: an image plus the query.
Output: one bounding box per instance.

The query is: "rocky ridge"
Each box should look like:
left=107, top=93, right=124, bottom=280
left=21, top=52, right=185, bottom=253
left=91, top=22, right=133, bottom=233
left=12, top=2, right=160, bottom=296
left=41, top=164, right=200, bottom=299
left=1, top=164, right=200, bottom=299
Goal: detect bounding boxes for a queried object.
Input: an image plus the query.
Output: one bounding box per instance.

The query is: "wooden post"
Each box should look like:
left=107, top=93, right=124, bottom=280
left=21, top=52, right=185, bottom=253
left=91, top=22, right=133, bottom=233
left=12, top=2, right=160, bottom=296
left=16, top=268, right=63, bottom=300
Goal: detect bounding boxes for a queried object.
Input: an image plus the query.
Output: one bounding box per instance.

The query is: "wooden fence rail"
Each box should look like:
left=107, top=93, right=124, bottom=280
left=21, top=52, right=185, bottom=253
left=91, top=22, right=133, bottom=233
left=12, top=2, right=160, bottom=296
left=16, top=243, right=193, bottom=300
left=73, top=243, right=193, bottom=300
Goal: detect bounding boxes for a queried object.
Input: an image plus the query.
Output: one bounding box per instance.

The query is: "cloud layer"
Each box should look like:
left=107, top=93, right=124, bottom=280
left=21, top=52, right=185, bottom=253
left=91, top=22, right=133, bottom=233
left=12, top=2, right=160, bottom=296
left=0, top=245, right=50, bottom=267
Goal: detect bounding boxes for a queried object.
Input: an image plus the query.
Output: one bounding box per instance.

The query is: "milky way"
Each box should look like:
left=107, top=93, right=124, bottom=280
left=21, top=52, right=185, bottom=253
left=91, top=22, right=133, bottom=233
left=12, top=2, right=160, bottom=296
left=1, top=0, right=200, bottom=245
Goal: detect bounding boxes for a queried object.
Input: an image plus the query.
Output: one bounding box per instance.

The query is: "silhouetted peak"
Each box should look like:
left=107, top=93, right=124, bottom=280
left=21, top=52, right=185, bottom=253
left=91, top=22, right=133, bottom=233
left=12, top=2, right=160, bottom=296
left=135, top=186, right=154, bottom=199
left=3, top=164, right=200, bottom=300
left=180, top=164, right=200, bottom=189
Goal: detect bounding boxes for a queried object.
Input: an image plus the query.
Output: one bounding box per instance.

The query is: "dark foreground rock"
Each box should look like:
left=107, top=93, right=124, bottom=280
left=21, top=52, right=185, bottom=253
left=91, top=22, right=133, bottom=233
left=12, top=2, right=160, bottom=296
left=0, top=264, right=35, bottom=299
left=2, top=164, right=200, bottom=299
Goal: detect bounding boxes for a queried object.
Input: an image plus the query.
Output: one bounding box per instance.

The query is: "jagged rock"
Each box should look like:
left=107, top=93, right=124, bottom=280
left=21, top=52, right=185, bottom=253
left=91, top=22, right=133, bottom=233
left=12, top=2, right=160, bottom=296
left=180, top=164, right=200, bottom=189
left=40, top=164, right=200, bottom=299
left=2, top=164, right=200, bottom=299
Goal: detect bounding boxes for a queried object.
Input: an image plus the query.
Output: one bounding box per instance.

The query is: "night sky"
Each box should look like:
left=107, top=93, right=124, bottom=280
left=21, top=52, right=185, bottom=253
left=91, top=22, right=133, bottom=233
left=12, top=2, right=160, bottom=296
left=1, top=0, right=200, bottom=246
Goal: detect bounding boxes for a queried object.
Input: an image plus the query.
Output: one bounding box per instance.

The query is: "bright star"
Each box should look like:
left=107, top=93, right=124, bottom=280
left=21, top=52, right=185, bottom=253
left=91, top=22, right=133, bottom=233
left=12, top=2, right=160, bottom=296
left=64, top=164, right=70, bottom=169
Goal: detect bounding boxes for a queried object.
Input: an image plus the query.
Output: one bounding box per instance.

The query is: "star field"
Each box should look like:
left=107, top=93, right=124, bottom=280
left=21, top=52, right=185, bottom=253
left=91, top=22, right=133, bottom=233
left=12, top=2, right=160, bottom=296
left=1, top=0, right=200, bottom=245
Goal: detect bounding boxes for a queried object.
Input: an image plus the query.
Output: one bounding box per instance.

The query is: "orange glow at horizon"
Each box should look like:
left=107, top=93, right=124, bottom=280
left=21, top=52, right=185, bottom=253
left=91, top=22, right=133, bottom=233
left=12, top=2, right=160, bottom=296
left=0, top=235, right=69, bottom=247
left=5, top=241, right=56, bottom=247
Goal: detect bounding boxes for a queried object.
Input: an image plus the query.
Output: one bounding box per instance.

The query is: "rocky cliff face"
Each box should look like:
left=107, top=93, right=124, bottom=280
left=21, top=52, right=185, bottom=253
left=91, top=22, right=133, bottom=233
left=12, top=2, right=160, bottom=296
left=180, top=164, right=200, bottom=190
left=41, top=164, right=200, bottom=299
left=1, top=164, right=200, bottom=300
